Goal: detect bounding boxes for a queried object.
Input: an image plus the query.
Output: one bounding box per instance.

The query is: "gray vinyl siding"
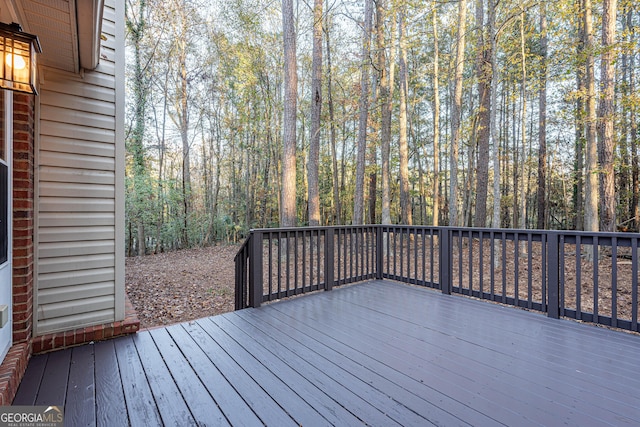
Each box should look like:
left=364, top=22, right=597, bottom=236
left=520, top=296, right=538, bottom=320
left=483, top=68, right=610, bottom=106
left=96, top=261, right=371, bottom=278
left=35, top=0, right=124, bottom=336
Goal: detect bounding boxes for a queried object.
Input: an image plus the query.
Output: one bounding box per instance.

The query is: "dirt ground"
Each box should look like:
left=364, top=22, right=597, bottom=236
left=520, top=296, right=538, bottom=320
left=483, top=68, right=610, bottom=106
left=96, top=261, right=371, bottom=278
left=125, top=245, right=239, bottom=329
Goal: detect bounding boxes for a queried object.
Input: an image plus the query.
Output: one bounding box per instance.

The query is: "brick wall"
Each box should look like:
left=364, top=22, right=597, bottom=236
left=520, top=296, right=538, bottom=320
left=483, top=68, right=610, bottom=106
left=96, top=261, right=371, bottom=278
left=0, top=92, right=35, bottom=405
left=11, top=93, right=35, bottom=345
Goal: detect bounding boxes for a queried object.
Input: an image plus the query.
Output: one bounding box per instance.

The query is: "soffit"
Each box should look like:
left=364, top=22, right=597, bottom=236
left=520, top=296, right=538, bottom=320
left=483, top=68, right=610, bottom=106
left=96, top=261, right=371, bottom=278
left=16, top=0, right=79, bottom=73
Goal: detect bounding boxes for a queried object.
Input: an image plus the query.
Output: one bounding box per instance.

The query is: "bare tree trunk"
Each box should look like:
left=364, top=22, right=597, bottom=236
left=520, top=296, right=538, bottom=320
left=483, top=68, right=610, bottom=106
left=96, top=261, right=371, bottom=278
left=583, top=0, right=599, bottom=233
left=537, top=2, right=548, bottom=230
left=630, top=8, right=640, bottom=230
left=154, top=61, right=172, bottom=251
left=381, top=2, right=395, bottom=226
left=398, top=9, right=412, bottom=226
left=518, top=7, right=527, bottom=235
left=489, top=0, right=500, bottom=230
left=474, top=0, right=491, bottom=227
left=308, top=0, right=323, bottom=226
left=127, top=0, right=148, bottom=255
left=450, top=0, right=467, bottom=227
left=354, top=0, right=373, bottom=225
left=574, top=3, right=585, bottom=230
left=597, top=0, right=617, bottom=232
left=178, top=15, right=190, bottom=247
left=431, top=0, right=440, bottom=226
left=325, top=3, right=341, bottom=225
left=281, top=0, right=297, bottom=227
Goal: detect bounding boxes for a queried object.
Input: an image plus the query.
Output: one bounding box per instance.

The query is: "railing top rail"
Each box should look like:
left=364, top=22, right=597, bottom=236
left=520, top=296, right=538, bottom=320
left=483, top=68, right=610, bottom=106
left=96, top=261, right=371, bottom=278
left=248, top=225, right=379, bottom=233
left=246, top=224, right=639, bottom=238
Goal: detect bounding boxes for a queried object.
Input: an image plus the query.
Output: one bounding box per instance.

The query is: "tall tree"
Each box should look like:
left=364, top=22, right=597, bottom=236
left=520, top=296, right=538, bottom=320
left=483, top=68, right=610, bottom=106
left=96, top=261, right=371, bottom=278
left=308, top=0, right=323, bottom=226
left=474, top=0, right=491, bottom=227
left=164, top=0, right=195, bottom=248
left=282, top=0, right=297, bottom=227
left=629, top=7, right=639, bottom=230
left=398, top=8, right=412, bottom=226
left=583, top=0, right=598, bottom=233
left=536, top=1, right=548, bottom=230
left=517, top=5, right=527, bottom=232
left=431, top=0, right=441, bottom=226
left=382, top=2, right=397, bottom=227
left=489, top=0, right=500, bottom=229
left=377, top=0, right=392, bottom=226
left=597, top=0, right=617, bottom=232
left=450, top=0, right=467, bottom=227
left=353, top=0, right=373, bottom=225
left=574, top=2, right=585, bottom=230
left=325, top=3, right=341, bottom=224
left=126, top=0, right=149, bottom=255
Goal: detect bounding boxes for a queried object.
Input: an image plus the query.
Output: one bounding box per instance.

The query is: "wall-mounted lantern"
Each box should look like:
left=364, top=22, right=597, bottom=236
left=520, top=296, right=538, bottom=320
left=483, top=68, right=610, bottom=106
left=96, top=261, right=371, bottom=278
left=0, top=22, right=41, bottom=95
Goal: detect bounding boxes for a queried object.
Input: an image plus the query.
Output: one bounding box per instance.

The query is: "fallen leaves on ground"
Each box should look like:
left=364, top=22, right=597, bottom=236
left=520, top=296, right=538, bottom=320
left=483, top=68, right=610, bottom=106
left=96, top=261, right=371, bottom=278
left=126, top=244, right=239, bottom=329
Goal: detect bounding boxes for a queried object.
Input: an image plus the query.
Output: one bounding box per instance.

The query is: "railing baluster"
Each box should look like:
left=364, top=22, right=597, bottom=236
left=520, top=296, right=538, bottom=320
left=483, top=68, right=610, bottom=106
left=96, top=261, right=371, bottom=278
left=278, top=231, right=282, bottom=297
left=514, top=233, right=519, bottom=306
left=611, top=237, right=617, bottom=328
left=468, top=230, right=473, bottom=295
left=268, top=233, right=273, bottom=300
left=632, top=237, right=638, bottom=331
left=349, top=228, right=353, bottom=282
left=421, top=230, right=426, bottom=286
left=317, top=229, right=322, bottom=285
left=458, top=231, right=463, bottom=293
left=541, top=233, right=547, bottom=312
left=501, top=232, right=507, bottom=304
left=576, top=235, right=581, bottom=320
left=385, top=227, right=390, bottom=276
left=479, top=231, right=484, bottom=298
left=490, top=231, right=495, bottom=300
left=548, top=232, right=559, bottom=319
left=338, top=228, right=342, bottom=284
left=412, top=228, right=419, bottom=285
left=559, top=235, right=565, bottom=316
left=376, top=226, right=383, bottom=279
left=298, top=231, right=302, bottom=291
left=355, top=228, right=360, bottom=280
left=594, top=236, right=599, bottom=323
left=399, top=228, right=404, bottom=281
left=393, top=228, right=397, bottom=278
left=527, top=233, right=532, bottom=308
left=429, top=228, right=438, bottom=288
left=308, top=230, right=313, bottom=289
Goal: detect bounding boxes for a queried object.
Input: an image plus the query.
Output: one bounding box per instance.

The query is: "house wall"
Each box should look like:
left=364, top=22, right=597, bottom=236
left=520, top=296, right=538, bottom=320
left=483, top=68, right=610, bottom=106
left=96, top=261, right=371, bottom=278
left=34, top=0, right=124, bottom=336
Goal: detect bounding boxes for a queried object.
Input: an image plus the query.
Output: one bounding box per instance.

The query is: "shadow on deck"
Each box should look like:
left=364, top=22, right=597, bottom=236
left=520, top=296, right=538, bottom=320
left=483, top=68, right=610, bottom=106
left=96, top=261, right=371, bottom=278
left=13, top=280, right=640, bottom=426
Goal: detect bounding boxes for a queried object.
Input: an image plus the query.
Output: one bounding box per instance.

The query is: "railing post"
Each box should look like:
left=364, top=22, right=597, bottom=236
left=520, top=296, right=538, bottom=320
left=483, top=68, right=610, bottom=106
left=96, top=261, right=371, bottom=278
left=234, top=253, right=243, bottom=310
left=324, top=228, right=334, bottom=291
left=547, top=231, right=560, bottom=319
left=376, top=225, right=384, bottom=280
left=249, top=230, right=263, bottom=308
left=439, top=227, right=451, bottom=295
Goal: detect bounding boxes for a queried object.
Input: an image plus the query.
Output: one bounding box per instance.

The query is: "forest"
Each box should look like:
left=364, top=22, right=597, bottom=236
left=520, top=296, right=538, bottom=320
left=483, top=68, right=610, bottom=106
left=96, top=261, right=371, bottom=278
left=124, top=0, right=639, bottom=256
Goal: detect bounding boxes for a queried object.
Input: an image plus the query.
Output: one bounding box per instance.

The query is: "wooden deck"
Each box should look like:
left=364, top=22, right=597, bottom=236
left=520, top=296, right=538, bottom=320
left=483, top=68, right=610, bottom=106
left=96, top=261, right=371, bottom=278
left=14, top=280, right=640, bottom=426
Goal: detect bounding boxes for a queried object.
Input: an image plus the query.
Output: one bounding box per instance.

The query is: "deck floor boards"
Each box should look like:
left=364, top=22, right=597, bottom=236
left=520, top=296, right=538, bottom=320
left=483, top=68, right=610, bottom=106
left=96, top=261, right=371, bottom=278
left=14, top=280, right=640, bottom=426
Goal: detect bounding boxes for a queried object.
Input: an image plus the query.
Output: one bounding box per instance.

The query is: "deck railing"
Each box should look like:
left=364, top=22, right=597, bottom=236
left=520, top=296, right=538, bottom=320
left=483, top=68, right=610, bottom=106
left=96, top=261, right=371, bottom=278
left=235, top=225, right=640, bottom=333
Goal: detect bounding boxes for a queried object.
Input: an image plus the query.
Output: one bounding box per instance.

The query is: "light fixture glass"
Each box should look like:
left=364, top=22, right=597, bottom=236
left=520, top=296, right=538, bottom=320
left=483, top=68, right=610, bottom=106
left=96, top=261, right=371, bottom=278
left=0, top=22, right=41, bottom=95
